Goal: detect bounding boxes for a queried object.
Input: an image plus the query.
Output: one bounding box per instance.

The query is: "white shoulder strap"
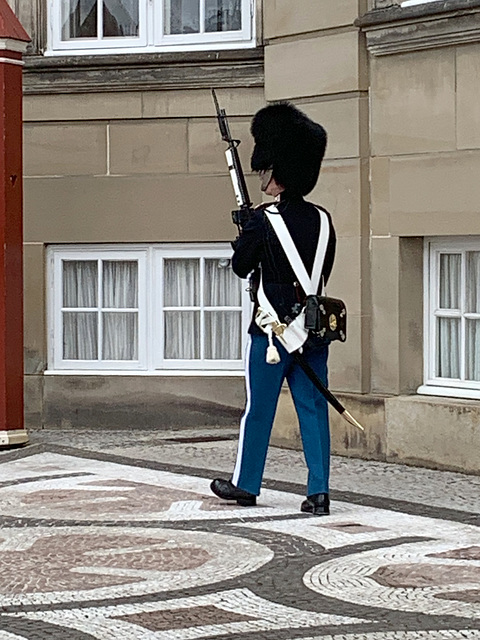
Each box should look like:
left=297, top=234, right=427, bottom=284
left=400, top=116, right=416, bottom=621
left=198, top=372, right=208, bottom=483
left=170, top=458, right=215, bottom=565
left=265, top=205, right=330, bottom=295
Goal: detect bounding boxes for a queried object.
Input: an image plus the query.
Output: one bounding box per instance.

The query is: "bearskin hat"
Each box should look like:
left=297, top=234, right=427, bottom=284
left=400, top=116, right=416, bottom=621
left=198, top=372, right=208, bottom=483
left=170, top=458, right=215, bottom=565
left=250, top=102, right=327, bottom=196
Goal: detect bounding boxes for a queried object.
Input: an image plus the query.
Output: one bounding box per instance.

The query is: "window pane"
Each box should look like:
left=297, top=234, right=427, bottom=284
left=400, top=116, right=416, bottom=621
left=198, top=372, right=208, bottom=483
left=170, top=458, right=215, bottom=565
left=103, top=312, right=138, bottom=360
left=466, top=252, right=480, bottom=314
left=439, top=254, right=461, bottom=309
left=103, top=261, right=138, bottom=308
left=205, top=0, right=241, bottom=32
left=164, top=311, right=200, bottom=358
left=164, top=259, right=200, bottom=306
left=466, top=319, right=480, bottom=381
left=62, top=0, right=97, bottom=39
left=103, top=0, right=139, bottom=36
left=164, top=0, right=199, bottom=34
left=205, top=311, right=241, bottom=359
left=204, top=259, right=240, bottom=306
left=63, top=261, right=98, bottom=308
left=63, top=312, right=98, bottom=360
left=436, top=317, right=460, bottom=378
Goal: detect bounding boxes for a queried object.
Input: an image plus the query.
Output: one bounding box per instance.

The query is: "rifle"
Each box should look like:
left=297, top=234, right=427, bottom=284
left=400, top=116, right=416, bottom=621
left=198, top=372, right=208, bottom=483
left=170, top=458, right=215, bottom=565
left=212, top=89, right=254, bottom=234
left=212, top=89, right=364, bottom=432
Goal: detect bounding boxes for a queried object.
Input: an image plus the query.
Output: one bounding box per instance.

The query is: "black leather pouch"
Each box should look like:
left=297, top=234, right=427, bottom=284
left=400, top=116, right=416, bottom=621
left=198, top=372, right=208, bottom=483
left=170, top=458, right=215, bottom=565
left=304, top=295, right=347, bottom=342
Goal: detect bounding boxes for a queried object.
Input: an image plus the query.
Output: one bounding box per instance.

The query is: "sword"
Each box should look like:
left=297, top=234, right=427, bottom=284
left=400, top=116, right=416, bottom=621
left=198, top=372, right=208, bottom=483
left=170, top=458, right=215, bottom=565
left=292, top=352, right=364, bottom=431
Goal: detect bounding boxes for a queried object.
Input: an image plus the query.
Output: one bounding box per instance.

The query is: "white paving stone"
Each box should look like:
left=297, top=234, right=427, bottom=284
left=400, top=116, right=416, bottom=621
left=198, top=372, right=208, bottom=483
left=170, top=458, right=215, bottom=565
left=17, top=588, right=370, bottom=640
left=304, top=539, right=480, bottom=619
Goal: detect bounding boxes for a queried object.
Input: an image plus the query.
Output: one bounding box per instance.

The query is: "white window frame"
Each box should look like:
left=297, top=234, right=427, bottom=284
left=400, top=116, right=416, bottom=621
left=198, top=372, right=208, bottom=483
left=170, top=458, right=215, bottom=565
left=418, top=237, right=480, bottom=400
left=401, top=0, right=443, bottom=6
left=48, top=243, right=251, bottom=375
left=47, top=0, right=254, bottom=56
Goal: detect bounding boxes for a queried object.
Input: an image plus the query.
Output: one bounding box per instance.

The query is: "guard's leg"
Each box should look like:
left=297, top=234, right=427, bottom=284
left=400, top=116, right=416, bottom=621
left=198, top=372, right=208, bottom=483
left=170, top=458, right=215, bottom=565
left=231, top=334, right=289, bottom=495
left=287, top=344, right=330, bottom=496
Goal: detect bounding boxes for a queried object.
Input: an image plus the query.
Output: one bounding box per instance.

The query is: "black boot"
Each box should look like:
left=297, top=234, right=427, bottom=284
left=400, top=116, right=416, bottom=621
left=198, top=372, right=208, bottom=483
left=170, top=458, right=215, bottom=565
left=210, top=478, right=257, bottom=507
left=301, top=492, right=330, bottom=516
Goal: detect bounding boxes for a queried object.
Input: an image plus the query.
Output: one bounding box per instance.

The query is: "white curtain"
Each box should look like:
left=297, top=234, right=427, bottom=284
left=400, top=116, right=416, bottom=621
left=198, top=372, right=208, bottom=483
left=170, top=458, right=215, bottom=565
left=437, top=318, right=460, bottom=379
left=164, top=0, right=199, bottom=35
left=63, top=312, right=98, bottom=360
left=63, top=261, right=98, bottom=360
left=164, top=259, right=199, bottom=306
left=165, top=311, right=200, bottom=359
left=204, top=259, right=241, bottom=359
left=204, top=259, right=240, bottom=306
left=63, top=261, right=97, bottom=307
left=164, top=259, right=200, bottom=359
left=205, top=311, right=241, bottom=359
left=63, top=260, right=138, bottom=361
left=62, top=0, right=97, bottom=39
left=103, top=0, right=139, bottom=37
left=205, top=0, right=241, bottom=32
left=439, top=254, right=460, bottom=309
left=103, top=261, right=138, bottom=308
left=436, top=252, right=480, bottom=381
left=437, top=254, right=461, bottom=378
left=466, top=252, right=480, bottom=381
left=163, top=258, right=241, bottom=360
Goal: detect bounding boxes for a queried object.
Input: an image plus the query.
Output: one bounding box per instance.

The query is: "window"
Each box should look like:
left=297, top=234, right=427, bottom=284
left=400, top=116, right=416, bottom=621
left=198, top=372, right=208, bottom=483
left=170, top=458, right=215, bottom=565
left=401, top=0, right=443, bottom=6
left=48, top=244, right=251, bottom=373
left=48, top=0, right=254, bottom=55
left=419, top=238, right=480, bottom=399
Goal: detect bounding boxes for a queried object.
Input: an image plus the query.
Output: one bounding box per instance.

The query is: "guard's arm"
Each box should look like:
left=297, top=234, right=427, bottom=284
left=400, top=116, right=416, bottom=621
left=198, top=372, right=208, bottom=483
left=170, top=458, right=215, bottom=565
left=231, top=213, right=264, bottom=278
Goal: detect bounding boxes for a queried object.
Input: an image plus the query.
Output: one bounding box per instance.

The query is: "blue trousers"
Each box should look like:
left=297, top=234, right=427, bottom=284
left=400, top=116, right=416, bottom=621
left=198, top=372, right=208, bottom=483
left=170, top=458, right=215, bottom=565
left=232, top=333, right=330, bottom=497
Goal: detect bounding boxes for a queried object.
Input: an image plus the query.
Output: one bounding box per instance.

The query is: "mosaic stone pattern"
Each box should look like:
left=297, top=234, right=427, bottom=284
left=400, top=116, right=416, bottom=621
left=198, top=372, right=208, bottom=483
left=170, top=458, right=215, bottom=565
left=0, top=442, right=479, bottom=640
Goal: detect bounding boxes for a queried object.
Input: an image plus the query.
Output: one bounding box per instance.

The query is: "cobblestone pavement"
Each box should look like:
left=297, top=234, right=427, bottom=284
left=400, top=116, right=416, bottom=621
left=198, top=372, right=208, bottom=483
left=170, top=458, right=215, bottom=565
left=0, top=427, right=479, bottom=640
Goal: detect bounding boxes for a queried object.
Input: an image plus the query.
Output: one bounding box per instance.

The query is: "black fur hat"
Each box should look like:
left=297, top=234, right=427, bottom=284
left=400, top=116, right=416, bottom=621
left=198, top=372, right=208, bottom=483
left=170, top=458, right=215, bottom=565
left=250, top=102, right=327, bottom=196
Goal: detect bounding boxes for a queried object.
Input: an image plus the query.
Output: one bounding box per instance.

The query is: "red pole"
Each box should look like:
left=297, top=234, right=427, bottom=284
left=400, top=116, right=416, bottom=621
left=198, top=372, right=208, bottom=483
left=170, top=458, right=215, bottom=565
left=0, top=0, right=30, bottom=447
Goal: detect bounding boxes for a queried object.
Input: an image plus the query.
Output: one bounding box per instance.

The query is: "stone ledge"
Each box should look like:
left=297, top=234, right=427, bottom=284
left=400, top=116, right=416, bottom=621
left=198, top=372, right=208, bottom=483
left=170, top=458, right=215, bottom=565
left=0, top=430, right=29, bottom=447
left=385, top=394, right=480, bottom=474
left=272, top=389, right=480, bottom=474
left=357, top=0, right=480, bottom=55
left=23, top=48, right=264, bottom=95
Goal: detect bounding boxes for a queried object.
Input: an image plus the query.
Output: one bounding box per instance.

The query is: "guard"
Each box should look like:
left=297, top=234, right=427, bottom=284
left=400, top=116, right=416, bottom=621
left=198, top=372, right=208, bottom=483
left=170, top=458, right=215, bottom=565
left=211, top=101, right=336, bottom=515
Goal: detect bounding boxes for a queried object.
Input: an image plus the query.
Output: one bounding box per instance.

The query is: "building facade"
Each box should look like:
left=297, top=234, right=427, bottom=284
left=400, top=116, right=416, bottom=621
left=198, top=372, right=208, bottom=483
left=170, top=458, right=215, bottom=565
left=13, top=0, right=480, bottom=472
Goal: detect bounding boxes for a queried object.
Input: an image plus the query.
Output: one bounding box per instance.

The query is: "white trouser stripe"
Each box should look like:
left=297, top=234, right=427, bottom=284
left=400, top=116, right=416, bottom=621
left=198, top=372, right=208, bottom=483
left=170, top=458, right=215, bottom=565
left=232, top=335, right=252, bottom=486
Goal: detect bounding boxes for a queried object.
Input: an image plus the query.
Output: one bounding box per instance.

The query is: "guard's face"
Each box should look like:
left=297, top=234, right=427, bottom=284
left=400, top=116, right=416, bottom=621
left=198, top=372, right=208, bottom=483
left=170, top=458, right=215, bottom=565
left=259, top=168, right=273, bottom=192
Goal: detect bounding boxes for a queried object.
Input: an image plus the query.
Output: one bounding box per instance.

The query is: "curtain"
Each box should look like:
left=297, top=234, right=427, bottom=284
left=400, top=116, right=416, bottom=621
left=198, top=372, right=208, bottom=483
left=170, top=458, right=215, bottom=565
left=62, top=0, right=98, bottom=39
left=204, top=259, right=240, bottom=306
left=205, top=311, right=241, bottom=359
left=63, top=312, right=98, bottom=360
left=466, top=252, right=480, bottom=381
left=164, top=259, right=200, bottom=359
left=165, top=311, right=200, bottom=359
left=437, top=318, right=460, bottom=379
left=103, top=313, right=138, bottom=360
left=103, top=261, right=138, bottom=308
left=205, top=0, right=241, bottom=32
left=163, top=258, right=241, bottom=361
left=439, top=254, right=460, bottom=309
left=63, top=261, right=98, bottom=360
left=164, top=259, right=199, bottom=306
left=63, top=260, right=138, bottom=361
left=436, top=254, right=461, bottom=379
left=103, top=0, right=139, bottom=37
left=164, top=0, right=200, bottom=35
left=63, top=261, right=97, bottom=308
left=204, top=259, right=241, bottom=359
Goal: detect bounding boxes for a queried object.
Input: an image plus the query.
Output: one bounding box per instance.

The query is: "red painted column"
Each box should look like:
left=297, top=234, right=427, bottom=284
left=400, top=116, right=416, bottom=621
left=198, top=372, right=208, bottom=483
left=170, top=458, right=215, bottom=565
left=0, top=0, right=30, bottom=446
